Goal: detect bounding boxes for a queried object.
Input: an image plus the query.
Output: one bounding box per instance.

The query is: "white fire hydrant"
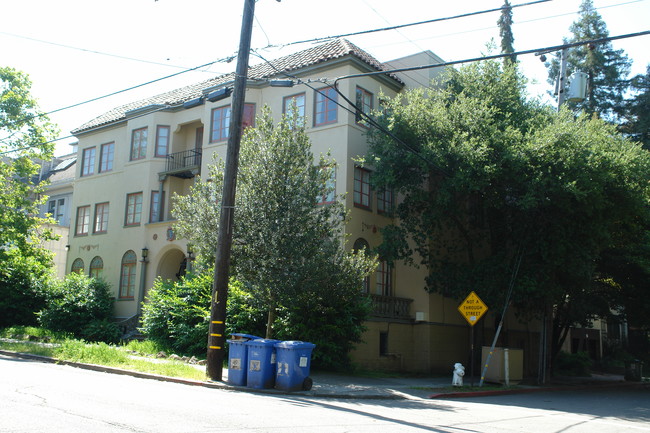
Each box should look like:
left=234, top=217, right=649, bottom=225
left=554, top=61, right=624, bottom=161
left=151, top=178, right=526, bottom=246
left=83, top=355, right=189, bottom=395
left=452, top=362, right=465, bottom=387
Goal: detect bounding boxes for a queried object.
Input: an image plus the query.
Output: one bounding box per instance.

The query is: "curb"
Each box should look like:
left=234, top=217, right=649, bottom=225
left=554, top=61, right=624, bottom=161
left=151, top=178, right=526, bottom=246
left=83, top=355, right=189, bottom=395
left=428, top=380, right=644, bottom=399
left=0, top=349, right=383, bottom=399
left=3, top=349, right=643, bottom=400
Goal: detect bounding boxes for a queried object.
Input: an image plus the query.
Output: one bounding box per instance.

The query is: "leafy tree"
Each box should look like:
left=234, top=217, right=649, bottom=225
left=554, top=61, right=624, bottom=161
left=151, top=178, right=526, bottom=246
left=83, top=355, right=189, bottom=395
left=38, top=273, right=120, bottom=343
left=546, top=0, right=631, bottom=119
left=1, top=67, right=59, bottom=326
left=497, top=0, right=516, bottom=64
left=173, top=107, right=376, bottom=368
left=365, top=59, right=650, bottom=375
left=233, top=107, right=375, bottom=339
left=619, top=66, right=650, bottom=148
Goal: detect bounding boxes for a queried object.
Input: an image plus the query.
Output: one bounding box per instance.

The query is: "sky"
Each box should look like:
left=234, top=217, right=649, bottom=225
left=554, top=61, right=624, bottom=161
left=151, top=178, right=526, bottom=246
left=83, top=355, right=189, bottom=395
left=2, top=0, right=649, bottom=156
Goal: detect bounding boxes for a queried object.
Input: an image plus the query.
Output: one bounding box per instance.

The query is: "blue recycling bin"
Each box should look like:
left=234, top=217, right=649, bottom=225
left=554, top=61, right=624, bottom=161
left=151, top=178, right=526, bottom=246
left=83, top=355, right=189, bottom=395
left=246, top=339, right=279, bottom=389
left=274, top=341, right=316, bottom=391
left=226, top=333, right=262, bottom=386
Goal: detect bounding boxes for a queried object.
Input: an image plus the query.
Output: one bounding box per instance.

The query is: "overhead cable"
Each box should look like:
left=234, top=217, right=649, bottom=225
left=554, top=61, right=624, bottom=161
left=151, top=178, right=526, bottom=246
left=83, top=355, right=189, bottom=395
left=334, top=30, right=650, bottom=81
left=262, top=0, right=552, bottom=49
left=0, top=56, right=235, bottom=144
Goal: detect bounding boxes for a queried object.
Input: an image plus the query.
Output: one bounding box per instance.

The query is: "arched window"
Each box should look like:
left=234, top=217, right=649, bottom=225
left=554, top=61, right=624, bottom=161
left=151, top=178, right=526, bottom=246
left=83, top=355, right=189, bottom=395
left=119, top=250, right=137, bottom=299
left=353, top=238, right=371, bottom=293
left=89, top=256, right=104, bottom=279
left=71, top=258, right=84, bottom=274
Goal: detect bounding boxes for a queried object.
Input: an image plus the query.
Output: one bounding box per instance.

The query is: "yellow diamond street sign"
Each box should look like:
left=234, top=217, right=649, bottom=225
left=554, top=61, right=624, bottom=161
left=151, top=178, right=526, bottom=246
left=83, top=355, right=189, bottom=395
left=458, top=291, right=488, bottom=326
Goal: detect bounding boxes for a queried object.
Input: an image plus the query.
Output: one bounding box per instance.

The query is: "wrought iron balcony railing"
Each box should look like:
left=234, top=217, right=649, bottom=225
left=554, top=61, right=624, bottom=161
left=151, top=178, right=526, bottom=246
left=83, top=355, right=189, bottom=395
left=162, top=149, right=201, bottom=178
left=369, top=294, right=413, bottom=320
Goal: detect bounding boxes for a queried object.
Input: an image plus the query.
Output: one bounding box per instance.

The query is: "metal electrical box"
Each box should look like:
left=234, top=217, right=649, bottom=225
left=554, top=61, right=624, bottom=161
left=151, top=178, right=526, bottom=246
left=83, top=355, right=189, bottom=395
left=481, top=347, right=524, bottom=384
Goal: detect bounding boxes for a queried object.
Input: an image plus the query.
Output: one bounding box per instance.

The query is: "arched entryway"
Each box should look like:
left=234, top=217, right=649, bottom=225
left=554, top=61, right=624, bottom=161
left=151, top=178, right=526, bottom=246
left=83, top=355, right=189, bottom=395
left=156, top=248, right=187, bottom=282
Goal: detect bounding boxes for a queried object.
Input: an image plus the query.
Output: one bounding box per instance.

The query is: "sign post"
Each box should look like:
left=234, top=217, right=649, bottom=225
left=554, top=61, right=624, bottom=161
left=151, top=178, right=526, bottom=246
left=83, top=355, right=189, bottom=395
left=458, top=291, right=488, bottom=386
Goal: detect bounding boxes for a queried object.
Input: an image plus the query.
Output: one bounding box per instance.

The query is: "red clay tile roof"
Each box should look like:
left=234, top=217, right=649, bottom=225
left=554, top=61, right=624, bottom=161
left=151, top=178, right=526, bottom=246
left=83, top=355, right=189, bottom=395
left=72, top=39, right=400, bottom=134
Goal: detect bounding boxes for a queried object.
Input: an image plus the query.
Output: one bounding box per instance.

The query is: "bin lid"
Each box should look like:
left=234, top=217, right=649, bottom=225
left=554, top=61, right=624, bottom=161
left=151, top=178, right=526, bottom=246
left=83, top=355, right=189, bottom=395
left=275, top=340, right=316, bottom=350
left=246, top=338, right=280, bottom=347
left=229, top=333, right=262, bottom=341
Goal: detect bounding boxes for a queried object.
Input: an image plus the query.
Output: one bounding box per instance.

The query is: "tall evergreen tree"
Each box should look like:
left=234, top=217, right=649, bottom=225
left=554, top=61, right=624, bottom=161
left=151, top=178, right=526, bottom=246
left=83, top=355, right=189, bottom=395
left=547, top=0, right=631, bottom=119
left=497, top=0, right=516, bottom=64
left=619, top=65, right=650, bottom=148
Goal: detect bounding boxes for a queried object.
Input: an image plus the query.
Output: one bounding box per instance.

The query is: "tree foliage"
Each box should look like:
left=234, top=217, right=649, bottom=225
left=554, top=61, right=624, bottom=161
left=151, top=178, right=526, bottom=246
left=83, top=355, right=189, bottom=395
left=546, top=0, right=631, bottom=119
left=140, top=273, right=264, bottom=356
left=172, top=107, right=376, bottom=368
left=1, top=67, right=59, bottom=326
left=619, top=65, right=650, bottom=148
left=366, top=59, right=650, bottom=361
left=497, top=0, right=516, bottom=64
left=38, top=273, right=120, bottom=343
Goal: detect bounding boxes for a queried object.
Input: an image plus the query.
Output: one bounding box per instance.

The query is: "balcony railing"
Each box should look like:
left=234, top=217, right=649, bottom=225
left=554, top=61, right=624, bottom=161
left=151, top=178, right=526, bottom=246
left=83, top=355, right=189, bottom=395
left=162, top=149, right=201, bottom=178
left=370, top=294, right=413, bottom=320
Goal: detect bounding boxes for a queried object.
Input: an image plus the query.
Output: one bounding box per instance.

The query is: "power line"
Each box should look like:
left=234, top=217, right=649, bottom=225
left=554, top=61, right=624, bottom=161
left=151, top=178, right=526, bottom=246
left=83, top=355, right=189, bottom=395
left=249, top=49, right=451, bottom=177
left=323, top=0, right=645, bottom=62
left=0, top=104, right=175, bottom=156
left=262, top=0, right=552, bottom=49
left=0, top=30, right=207, bottom=71
left=334, top=30, right=650, bottom=82
left=4, top=30, right=649, bottom=157
left=0, top=56, right=235, bottom=145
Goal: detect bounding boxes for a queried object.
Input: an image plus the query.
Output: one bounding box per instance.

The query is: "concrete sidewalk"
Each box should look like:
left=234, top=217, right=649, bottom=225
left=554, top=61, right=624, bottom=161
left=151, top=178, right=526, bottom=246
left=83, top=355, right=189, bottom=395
left=1, top=349, right=642, bottom=400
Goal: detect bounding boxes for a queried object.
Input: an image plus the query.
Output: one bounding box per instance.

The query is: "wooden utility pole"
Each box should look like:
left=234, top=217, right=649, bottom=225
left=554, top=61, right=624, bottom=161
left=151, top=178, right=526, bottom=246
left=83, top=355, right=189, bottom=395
left=206, top=0, right=256, bottom=381
left=557, top=48, right=568, bottom=110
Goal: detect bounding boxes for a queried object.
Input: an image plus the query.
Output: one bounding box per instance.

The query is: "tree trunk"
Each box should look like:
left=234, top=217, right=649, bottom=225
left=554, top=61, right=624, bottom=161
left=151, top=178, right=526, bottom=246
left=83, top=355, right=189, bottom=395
left=265, top=305, right=275, bottom=339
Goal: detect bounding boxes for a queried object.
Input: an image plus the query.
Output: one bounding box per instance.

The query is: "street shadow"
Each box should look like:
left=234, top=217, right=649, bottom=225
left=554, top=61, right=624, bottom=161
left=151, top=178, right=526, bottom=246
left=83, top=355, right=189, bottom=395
left=0, top=353, right=53, bottom=364
left=272, top=395, right=472, bottom=433
left=445, top=385, right=650, bottom=424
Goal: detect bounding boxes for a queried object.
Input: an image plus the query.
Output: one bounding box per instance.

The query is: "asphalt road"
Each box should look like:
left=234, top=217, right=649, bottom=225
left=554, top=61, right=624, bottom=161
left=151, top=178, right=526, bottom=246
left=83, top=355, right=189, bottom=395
left=1, top=354, right=648, bottom=433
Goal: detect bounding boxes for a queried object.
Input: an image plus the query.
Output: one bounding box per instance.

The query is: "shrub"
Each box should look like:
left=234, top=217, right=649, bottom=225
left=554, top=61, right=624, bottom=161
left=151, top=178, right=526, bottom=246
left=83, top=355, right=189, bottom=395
left=0, top=249, right=53, bottom=327
left=81, top=319, right=121, bottom=344
left=274, top=288, right=372, bottom=370
left=140, top=272, right=266, bottom=357
left=554, top=351, right=592, bottom=376
left=38, top=273, right=115, bottom=343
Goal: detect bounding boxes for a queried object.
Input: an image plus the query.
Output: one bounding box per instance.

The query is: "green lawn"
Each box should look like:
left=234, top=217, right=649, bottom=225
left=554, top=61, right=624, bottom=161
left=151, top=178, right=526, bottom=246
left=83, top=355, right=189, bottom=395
left=0, top=326, right=207, bottom=381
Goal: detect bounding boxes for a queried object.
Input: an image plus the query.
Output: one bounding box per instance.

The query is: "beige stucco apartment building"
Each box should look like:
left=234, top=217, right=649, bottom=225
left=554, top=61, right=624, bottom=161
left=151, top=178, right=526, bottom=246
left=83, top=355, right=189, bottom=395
left=66, top=39, right=543, bottom=374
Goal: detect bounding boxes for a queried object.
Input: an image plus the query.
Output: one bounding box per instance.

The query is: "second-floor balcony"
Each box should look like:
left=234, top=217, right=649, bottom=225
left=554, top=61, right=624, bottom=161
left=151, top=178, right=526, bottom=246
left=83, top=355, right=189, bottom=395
left=161, top=149, right=202, bottom=179
left=370, top=294, right=413, bottom=321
